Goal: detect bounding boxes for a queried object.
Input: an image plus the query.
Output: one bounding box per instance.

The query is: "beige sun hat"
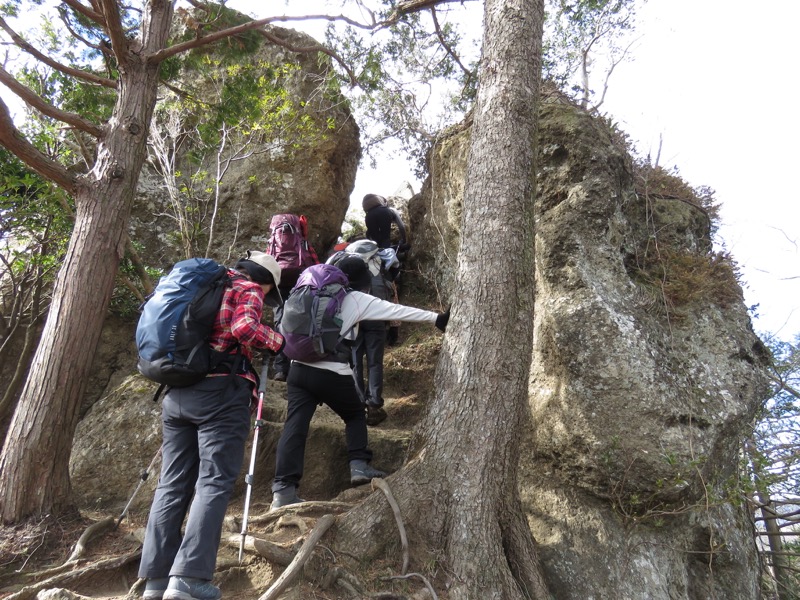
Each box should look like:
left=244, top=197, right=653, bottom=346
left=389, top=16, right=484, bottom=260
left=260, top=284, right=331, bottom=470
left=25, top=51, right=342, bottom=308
left=236, top=250, right=283, bottom=306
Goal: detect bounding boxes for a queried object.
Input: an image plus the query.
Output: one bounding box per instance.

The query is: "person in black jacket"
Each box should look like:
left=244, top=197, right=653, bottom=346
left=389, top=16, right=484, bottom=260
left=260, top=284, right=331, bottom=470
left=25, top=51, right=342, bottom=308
left=363, top=193, right=407, bottom=250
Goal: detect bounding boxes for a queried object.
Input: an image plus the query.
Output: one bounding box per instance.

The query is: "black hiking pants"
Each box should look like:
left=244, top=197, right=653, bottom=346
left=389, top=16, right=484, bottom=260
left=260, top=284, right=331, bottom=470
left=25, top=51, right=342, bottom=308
left=272, top=362, right=372, bottom=493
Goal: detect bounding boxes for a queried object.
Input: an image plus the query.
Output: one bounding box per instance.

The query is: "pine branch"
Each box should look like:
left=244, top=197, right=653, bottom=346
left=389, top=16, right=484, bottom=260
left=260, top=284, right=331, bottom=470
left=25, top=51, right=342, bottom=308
left=149, top=15, right=363, bottom=86
left=0, top=65, right=103, bottom=137
left=0, top=97, right=78, bottom=194
left=61, top=0, right=105, bottom=26
left=0, top=16, right=117, bottom=89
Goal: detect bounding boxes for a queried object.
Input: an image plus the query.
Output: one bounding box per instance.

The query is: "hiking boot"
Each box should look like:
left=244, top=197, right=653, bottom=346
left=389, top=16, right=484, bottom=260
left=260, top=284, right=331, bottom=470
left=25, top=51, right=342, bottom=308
left=163, top=577, right=220, bottom=600
left=143, top=577, right=169, bottom=600
left=273, top=371, right=287, bottom=382
left=350, top=460, right=386, bottom=485
left=270, top=487, right=305, bottom=510
left=366, top=404, right=388, bottom=426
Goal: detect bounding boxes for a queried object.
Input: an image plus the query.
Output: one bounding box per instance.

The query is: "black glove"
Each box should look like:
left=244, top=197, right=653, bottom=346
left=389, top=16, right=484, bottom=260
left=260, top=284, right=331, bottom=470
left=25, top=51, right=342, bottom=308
left=435, top=308, right=450, bottom=332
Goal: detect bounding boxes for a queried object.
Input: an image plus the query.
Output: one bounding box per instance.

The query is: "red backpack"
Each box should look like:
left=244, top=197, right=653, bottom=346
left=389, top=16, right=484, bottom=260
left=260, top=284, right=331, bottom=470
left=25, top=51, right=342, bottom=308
left=266, top=214, right=319, bottom=287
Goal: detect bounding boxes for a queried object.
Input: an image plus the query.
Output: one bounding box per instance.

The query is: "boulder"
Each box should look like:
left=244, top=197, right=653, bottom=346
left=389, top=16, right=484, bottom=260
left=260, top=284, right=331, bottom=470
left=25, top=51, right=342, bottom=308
left=406, top=90, right=769, bottom=599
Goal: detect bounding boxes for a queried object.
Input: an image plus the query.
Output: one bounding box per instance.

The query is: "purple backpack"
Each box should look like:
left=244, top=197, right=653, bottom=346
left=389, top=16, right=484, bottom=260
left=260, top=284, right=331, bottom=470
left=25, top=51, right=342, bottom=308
left=279, top=264, right=351, bottom=362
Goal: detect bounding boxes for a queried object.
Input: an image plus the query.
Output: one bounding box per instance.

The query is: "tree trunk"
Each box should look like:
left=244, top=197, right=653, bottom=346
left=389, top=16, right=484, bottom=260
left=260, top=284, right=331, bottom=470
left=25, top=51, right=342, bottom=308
left=746, top=438, right=792, bottom=600
left=0, top=0, right=175, bottom=523
left=333, top=0, right=548, bottom=597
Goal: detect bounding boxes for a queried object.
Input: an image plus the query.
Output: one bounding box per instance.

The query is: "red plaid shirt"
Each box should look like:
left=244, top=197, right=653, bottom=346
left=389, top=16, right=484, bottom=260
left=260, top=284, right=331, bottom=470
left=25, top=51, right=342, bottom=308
left=209, top=271, right=284, bottom=389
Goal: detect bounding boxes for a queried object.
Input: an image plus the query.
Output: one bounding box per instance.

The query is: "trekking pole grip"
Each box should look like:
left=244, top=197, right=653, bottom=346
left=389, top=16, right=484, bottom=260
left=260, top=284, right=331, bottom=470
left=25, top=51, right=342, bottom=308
left=258, top=361, right=270, bottom=395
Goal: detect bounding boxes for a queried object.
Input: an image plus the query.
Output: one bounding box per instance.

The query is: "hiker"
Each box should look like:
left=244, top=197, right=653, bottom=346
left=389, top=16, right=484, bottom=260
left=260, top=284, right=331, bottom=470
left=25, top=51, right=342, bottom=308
left=265, top=214, right=319, bottom=382
left=328, top=241, right=394, bottom=426
left=138, top=251, right=285, bottom=600
left=363, top=194, right=409, bottom=343
left=269, top=282, right=295, bottom=382
left=269, top=255, right=449, bottom=509
left=363, top=193, right=407, bottom=250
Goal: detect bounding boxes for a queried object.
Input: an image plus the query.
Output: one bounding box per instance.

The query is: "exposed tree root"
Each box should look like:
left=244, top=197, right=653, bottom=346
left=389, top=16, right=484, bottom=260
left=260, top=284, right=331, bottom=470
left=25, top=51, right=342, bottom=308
left=247, top=500, right=353, bottom=525
left=12, top=517, right=118, bottom=582
left=372, top=478, right=409, bottom=575
left=257, top=513, right=335, bottom=600
left=63, top=517, right=115, bottom=565
left=383, top=573, right=439, bottom=599
left=221, top=534, right=293, bottom=565
left=5, top=549, right=141, bottom=600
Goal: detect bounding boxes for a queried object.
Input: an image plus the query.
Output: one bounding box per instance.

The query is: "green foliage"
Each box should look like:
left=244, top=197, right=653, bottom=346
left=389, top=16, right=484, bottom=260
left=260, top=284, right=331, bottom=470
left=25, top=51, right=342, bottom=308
left=0, top=148, right=72, bottom=358
left=745, top=336, right=800, bottom=598
left=148, top=26, right=332, bottom=258
left=109, top=251, right=162, bottom=318
left=753, top=337, right=800, bottom=496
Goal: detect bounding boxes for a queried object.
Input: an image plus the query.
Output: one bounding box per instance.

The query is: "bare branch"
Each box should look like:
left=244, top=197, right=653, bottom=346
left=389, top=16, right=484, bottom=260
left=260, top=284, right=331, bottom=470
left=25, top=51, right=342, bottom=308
left=0, top=65, right=104, bottom=137
left=592, top=36, right=638, bottom=112
left=392, top=0, right=478, bottom=18
left=98, top=0, right=129, bottom=68
left=61, top=0, right=106, bottom=26
left=257, top=28, right=359, bottom=87
left=430, top=7, right=473, bottom=80
left=57, top=5, right=115, bottom=64
left=0, top=17, right=117, bottom=89
left=0, top=96, right=77, bottom=194
left=149, top=15, right=367, bottom=87
left=149, top=15, right=362, bottom=86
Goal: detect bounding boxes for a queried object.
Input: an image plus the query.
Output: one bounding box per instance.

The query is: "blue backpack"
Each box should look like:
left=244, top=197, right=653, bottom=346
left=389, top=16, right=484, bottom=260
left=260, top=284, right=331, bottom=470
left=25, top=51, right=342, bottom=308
left=136, top=258, right=232, bottom=388
left=280, top=263, right=351, bottom=363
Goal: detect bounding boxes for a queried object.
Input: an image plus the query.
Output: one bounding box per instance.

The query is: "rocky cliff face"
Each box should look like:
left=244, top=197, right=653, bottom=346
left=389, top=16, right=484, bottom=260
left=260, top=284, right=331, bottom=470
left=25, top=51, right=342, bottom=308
left=129, top=24, right=360, bottom=269
left=407, top=90, right=769, bottom=599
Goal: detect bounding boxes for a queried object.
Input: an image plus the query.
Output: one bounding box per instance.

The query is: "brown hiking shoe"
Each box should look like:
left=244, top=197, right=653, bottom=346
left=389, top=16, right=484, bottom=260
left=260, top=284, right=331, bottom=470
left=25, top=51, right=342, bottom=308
left=366, top=405, right=388, bottom=426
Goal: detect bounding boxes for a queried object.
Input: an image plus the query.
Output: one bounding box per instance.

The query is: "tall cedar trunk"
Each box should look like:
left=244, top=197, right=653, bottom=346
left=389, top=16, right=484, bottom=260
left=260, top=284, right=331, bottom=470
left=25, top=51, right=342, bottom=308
left=0, top=0, right=175, bottom=523
left=332, top=0, right=548, bottom=598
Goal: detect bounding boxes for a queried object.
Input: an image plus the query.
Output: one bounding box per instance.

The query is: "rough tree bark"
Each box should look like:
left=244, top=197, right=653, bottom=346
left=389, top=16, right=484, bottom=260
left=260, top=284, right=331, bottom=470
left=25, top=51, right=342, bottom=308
left=331, top=0, right=549, bottom=598
left=0, top=0, right=175, bottom=523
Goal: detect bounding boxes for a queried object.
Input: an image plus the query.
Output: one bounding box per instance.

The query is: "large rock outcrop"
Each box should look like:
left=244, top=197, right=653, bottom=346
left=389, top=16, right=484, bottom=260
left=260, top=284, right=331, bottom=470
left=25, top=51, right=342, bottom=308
left=129, top=21, right=360, bottom=269
left=407, top=91, right=769, bottom=599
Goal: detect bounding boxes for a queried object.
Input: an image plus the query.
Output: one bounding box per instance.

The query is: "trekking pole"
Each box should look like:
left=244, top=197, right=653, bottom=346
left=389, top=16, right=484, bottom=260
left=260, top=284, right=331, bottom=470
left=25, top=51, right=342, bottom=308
left=238, top=361, right=270, bottom=563
left=115, top=445, right=162, bottom=529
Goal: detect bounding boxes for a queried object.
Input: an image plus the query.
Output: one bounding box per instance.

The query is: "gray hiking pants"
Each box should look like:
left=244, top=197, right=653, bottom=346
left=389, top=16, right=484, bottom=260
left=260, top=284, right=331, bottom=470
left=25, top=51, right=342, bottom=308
left=138, top=375, right=251, bottom=581
left=354, top=320, right=386, bottom=407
